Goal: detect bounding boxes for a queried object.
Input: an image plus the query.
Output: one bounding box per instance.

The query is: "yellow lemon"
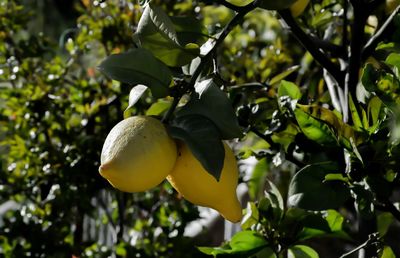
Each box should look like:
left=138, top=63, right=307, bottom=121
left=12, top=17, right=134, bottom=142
left=290, top=0, right=310, bottom=17
left=99, top=116, right=177, bottom=192
left=167, top=143, right=242, bottom=223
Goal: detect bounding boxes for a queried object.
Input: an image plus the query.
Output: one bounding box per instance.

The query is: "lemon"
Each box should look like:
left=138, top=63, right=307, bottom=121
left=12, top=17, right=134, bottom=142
left=167, top=143, right=242, bottom=223
left=290, top=0, right=310, bottom=17
left=99, top=116, right=177, bottom=192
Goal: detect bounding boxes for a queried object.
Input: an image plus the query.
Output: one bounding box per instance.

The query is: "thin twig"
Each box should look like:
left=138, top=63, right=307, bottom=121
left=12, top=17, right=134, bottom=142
left=278, top=10, right=345, bottom=87
left=339, top=233, right=380, bottom=258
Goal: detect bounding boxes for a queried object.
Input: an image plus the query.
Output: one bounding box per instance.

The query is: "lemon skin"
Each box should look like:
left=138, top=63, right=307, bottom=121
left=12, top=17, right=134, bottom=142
left=167, top=143, right=242, bottom=223
left=99, top=116, right=177, bottom=192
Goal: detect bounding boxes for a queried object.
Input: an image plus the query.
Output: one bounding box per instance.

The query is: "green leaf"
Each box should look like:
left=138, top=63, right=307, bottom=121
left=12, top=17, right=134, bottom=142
left=198, top=231, right=268, bottom=256
left=377, top=212, right=394, bottom=237
left=248, top=158, right=269, bottom=200
left=295, top=105, right=359, bottom=149
left=136, top=4, right=200, bottom=66
left=266, top=180, right=284, bottom=219
left=168, top=115, right=224, bottom=180
left=351, top=184, right=375, bottom=219
left=295, top=209, right=350, bottom=241
left=125, top=85, right=148, bottom=112
left=380, top=246, right=396, bottom=258
left=367, top=96, right=383, bottom=129
left=288, top=162, right=351, bottom=211
left=271, top=66, right=300, bottom=86
left=385, top=53, right=400, bottom=70
left=170, top=16, right=209, bottom=46
left=362, top=64, right=380, bottom=92
left=324, top=173, right=349, bottom=183
left=229, top=231, right=268, bottom=253
left=348, top=94, right=363, bottom=131
left=288, top=245, right=319, bottom=258
left=278, top=80, right=302, bottom=100
left=146, top=99, right=172, bottom=116
left=294, top=108, right=337, bottom=146
left=241, top=202, right=259, bottom=230
left=258, top=0, right=297, bottom=10
left=177, top=78, right=243, bottom=139
left=226, top=0, right=254, bottom=6
left=255, top=247, right=277, bottom=258
left=98, top=49, right=171, bottom=98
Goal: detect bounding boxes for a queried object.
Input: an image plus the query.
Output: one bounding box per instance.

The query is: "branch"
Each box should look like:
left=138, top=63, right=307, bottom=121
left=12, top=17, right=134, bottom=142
left=339, top=233, right=380, bottom=258
left=278, top=10, right=345, bottom=87
left=376, top=201, right=400, bottom=223
left=362, top=5, right=400, bottom=61
left=163, top=1, right=259, bottom=122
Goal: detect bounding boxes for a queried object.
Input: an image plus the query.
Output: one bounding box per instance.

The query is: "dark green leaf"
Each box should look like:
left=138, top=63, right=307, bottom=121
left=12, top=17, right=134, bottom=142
left=377, top=212, right=394, bottom=237
left=98, top=49, right=171, bottom=98
left=288, top=162, right=351, bottom=211
left=362, top=64, right=380, bottom=92
left=136, top=4, right=200, bottom=66
left=177, top=78, right=243, bottom=139
left=170, top=16, right=209, bottom=46
left=348, top=94, right=363, bottom=131
left=288, top=245, right=319, bottom=258
left=168, top=115, right=224, bottom=180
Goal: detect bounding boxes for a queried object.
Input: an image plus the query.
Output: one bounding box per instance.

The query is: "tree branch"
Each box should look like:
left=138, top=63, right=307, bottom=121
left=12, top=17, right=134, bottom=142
left=376, top=201, right=400, bottom=223
left=362, top=5, right=400, bottom=61
left=278, top=10, right=345, bottom=87
left=163, top=1, right=259, bottom=122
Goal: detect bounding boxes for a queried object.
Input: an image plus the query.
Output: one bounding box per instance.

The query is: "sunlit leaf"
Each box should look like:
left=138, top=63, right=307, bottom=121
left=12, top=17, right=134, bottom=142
left=278, top=80, right=302, bottom=100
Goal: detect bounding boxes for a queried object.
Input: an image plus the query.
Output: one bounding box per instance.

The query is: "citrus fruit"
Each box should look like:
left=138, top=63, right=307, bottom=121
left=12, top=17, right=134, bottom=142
left=99, top=116, right=177, bottom=192
left=290, top=0, right=310, bottom=17
left=167, top=142, right=242, bottom=223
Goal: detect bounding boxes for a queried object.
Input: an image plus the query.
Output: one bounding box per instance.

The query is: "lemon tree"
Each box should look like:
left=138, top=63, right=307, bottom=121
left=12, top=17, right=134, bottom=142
left=3, top=0, right=400, bottom=257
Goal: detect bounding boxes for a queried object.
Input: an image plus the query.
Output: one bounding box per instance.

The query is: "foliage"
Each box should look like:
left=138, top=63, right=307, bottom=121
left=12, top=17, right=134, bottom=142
left=2, top=0, right=400, bottom=257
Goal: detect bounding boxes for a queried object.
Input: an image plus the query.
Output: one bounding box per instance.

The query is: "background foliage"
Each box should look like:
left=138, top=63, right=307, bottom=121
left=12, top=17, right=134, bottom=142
left=1, top=0, right=400, bottom=257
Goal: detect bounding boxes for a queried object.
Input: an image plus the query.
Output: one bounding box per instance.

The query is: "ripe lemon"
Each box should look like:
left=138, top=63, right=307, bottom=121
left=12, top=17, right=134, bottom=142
left=167, top=143, right=242, bottom=223
left=99, top=116, right=177, bottom=192
left=290, top=0, right=310, bottom=17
